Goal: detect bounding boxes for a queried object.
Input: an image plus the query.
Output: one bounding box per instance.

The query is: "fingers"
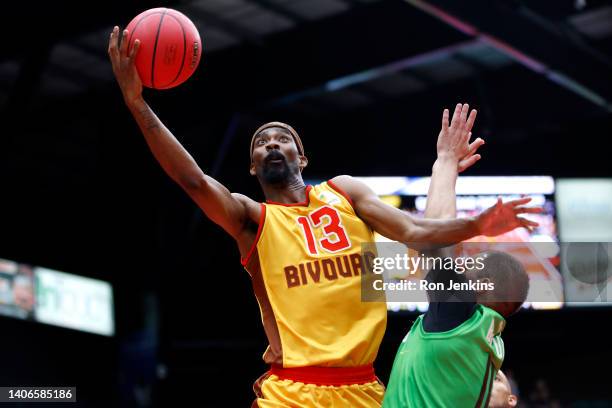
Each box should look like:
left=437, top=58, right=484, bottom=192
left=120, top=29, right=129, bottom=58
left=129, top=39, right=141, bottom=60
left=441, top=108, right=449, bottom=130
left=109, top=27, right=139, bottom=64
left=108, top=26, right=119, bottom=59
left=465, top=108, right=477, bottom=133
left=507, top=197, right=532, bottom=206
left=468, top=137, right=485, bottom=152
left=520, top=223, right=535, bottom=233
left=460, top=103, right=469, bottom=126
left=515, top=206, right=544, bottom=214
left=450, top=103, right=462, bottom=129
left=466, top=137, right=485, bottom=156
left=518, top=217, right=539, bottom=228
left=450, top=103, right=477, bottom=135
left=457, top=154, right=481, bottom=173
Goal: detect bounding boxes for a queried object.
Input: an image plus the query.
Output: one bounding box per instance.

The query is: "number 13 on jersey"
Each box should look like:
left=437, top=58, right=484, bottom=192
left=297, top=206, right=352, bottom=255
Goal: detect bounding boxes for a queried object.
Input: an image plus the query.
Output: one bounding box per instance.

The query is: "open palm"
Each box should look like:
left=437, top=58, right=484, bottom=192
left=476, top=197, right=542, bottom=236
left=437, top=103, right=486, bottom=173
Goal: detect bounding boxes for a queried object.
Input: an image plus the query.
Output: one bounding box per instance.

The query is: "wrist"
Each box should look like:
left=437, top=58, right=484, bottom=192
left=435, top=153, right=459, bottom=163
left=125, top=95, right=146, bottom=110
left=432, top=155, right=459, bottom=174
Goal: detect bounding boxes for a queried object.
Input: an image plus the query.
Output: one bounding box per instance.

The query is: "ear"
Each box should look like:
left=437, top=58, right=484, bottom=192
left=299, top=155, right=308, bottom=172
left=508, top=394, right=517, bottom=407
left=250, top=162, right=256, bottom=176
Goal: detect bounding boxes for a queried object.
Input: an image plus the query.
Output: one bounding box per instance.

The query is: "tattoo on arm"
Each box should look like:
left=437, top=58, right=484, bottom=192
left=139, top=108, right=159, bottom=131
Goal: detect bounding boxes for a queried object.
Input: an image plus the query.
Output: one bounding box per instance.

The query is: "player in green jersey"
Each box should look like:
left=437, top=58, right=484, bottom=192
left=382, top=252, right=528, bottom=408
left=382, top=104, right=535, bottom=408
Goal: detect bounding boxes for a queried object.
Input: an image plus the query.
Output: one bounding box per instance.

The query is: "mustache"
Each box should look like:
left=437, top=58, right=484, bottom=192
left=265, top=150, right=286, bottom=163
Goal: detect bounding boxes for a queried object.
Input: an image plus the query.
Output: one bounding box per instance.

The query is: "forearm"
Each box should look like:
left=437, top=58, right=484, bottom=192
left=404, top=216, right=478, bottom=246
left=126, top=97, right=205, bottom=189
left=424, top=155, right=458, bottom=219
left=341, top=175, right=474, bottom=246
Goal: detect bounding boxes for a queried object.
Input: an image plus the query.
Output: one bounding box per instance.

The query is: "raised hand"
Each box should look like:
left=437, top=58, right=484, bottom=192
left=108, top=26, right=143, bottom=104
left=476, top=197, right=543, bottom=237
left=437, top=103, right=485, bottom=173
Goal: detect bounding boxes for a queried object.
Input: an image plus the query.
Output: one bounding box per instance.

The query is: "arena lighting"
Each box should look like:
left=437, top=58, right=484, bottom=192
left=351, top=176, right=554, bottom=196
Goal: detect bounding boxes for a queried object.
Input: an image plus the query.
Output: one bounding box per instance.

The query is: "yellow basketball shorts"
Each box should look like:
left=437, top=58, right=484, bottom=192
left=252, top=365, right=385, bottom=408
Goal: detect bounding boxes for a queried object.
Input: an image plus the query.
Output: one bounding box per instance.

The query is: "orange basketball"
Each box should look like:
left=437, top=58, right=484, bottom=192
left=126, top=8, right=202, bottom=89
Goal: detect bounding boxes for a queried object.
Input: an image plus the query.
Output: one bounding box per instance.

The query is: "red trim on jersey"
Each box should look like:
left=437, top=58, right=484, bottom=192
left=241, top=203, right=266, bottom=267
left=327, top=179, right=354, bottom=207
left=265, top=185, right=312, bottom=207
left=268, top=364, right=376, bottom=386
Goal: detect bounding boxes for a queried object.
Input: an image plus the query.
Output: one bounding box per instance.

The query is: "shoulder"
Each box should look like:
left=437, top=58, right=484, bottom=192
left=329, top=175, right=369, bottom=195
left=329, top=174, right=356, bottom=189
left=329, top=175, right=376, bottom=204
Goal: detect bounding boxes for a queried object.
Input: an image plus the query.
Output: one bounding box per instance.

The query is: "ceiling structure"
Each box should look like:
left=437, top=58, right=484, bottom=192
left=1, top=0, right=611, bottom=115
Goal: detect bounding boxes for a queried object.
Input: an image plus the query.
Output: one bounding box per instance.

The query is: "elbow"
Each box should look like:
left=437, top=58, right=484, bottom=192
left=400, top=226, right=419, bottom=247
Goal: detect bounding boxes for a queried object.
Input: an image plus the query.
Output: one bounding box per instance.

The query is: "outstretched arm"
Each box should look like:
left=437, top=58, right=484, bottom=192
left=330, top=176, right=540, bottom=246
left=422, top=104, right=480, bottom=330
left=108, top=27, right=250, bottom=238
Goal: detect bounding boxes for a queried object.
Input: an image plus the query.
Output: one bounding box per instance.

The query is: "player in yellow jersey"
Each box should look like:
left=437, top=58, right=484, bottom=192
left=109, top=27, right=540, bottom=407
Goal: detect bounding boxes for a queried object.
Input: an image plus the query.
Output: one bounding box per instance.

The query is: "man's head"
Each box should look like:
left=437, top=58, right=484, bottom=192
left=489, top=370, right=518, bottom=408
left=465, top=251, right=529, bottom=317
left=249, top=122, right=307, bottom=185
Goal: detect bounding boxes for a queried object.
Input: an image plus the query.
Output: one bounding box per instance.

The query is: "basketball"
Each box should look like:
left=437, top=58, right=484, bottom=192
left=126, top=8, right=202, bottom=89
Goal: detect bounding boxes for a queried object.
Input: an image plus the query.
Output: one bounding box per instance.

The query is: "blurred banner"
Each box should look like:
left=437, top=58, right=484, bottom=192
left=556, top=178, right=612, bottom=242
left=0, top=258, right=114, bottom=336
left=35, top=267, right=114, bottom=336
left=556, top=178, right=612, bottom=306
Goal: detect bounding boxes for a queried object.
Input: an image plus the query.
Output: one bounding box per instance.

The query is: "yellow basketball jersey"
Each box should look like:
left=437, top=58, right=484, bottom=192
left=242, top=181, right=387, bottom=368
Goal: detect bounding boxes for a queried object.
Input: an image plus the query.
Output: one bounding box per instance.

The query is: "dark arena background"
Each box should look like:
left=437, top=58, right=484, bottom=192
left=1, top=0, right=612, bottom=407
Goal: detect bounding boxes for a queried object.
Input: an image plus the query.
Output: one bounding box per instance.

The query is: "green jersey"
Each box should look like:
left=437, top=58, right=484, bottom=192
left=383, top=305, right=506, bottom=408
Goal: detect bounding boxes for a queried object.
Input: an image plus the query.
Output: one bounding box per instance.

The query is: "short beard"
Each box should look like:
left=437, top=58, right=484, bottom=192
left=260, top=160, right=299, bottom=185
